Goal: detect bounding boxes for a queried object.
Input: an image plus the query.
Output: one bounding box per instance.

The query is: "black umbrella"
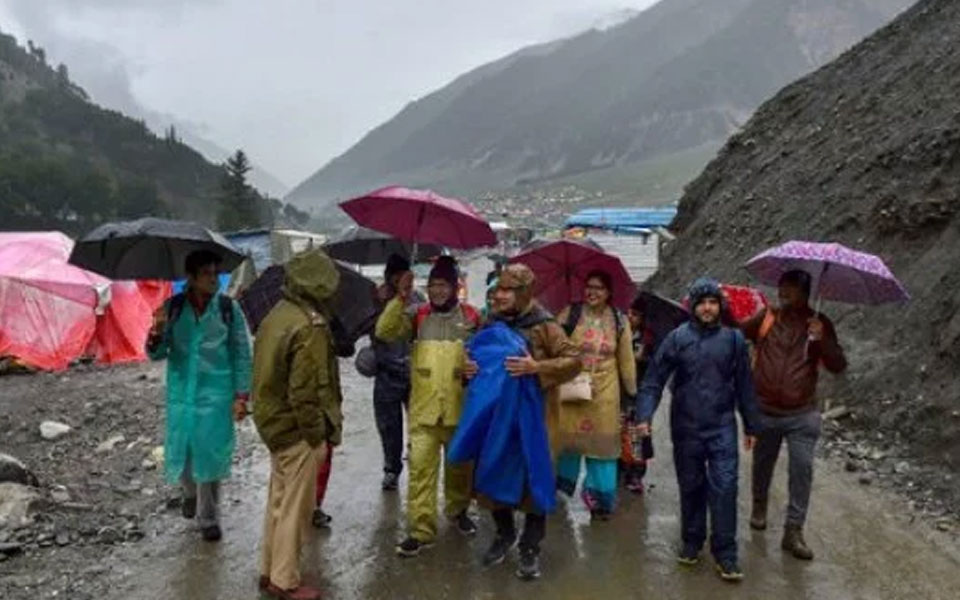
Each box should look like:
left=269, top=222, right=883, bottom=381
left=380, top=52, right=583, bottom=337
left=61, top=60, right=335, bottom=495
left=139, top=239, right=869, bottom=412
left=633, top=290, right=689, bottom=347
left=324, top=225, right=443, bottom=265
left=239, top=261, right=378, bottom=355
left=69, top=218, right=244, bottom=280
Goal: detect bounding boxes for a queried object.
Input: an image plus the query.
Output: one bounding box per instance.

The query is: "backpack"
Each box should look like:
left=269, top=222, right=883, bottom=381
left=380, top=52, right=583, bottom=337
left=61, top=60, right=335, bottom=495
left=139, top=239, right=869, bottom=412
left=167, top=293, right=235, bottom=327
left=563, top=302, right=625, bottom=339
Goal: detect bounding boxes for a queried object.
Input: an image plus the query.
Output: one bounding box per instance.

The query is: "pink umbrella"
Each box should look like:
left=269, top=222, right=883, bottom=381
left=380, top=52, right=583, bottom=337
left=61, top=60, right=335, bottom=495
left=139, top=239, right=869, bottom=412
left=340, top=186, right=496, bottom=250
left=745, top=241, right=909, bottom=306
left=0, top=232, right=110, bottom=371
left=509, top=238, right=636, bottom=312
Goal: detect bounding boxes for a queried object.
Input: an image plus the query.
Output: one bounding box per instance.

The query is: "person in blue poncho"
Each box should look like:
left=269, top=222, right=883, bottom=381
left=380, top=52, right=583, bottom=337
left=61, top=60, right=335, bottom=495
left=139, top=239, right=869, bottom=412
left=474, top=264, right=581, bottom=581
left=636, top=277, right=759, bottom=583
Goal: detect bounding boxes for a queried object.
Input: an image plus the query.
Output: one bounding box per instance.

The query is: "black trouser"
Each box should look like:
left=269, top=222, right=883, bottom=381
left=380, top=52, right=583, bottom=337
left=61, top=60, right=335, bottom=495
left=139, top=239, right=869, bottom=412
left=492, top=509, right=546, bottom=554
left=373, top=377, right=409, bottom=475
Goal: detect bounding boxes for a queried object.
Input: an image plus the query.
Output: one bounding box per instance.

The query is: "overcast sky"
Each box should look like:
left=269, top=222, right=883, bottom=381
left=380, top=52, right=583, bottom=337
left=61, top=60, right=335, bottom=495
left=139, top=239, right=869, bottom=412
left=0, top=0, right=658, bottom=188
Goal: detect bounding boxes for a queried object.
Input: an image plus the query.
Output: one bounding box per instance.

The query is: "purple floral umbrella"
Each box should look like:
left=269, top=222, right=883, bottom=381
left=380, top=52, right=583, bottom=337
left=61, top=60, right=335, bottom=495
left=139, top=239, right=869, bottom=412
left=745, top=241, right=909, bottom=306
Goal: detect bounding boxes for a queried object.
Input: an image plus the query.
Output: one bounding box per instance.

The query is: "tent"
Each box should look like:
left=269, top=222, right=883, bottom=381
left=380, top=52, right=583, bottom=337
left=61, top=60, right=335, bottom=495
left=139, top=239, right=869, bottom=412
left=0, top=232, right=170, bottom=371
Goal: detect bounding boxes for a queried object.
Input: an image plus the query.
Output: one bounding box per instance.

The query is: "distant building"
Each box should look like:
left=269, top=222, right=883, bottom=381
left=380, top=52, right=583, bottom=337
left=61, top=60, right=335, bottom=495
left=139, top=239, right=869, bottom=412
left=563, top=207, right=677, bottom=283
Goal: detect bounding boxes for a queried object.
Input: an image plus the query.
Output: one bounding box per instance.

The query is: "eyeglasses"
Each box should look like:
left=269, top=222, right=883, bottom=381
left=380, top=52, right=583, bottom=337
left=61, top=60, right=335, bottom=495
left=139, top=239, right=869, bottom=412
left=585, top=284, right=608, bottom=292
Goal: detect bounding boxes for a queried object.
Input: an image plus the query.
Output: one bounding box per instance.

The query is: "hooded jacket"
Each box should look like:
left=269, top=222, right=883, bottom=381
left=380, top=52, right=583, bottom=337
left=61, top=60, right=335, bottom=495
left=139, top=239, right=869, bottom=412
left=252, top=250, right=344, bottom=452
left=637, top=278, right=759, bottom=437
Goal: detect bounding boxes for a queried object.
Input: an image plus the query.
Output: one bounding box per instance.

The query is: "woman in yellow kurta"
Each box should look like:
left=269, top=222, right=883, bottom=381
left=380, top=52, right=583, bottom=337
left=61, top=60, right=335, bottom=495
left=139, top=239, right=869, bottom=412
left=556, top=270, right=636, bottom=519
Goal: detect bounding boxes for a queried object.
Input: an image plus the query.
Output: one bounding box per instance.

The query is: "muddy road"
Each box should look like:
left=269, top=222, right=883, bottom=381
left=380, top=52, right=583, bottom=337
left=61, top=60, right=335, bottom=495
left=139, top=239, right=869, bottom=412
left=3, top=360, right=960, bottom=600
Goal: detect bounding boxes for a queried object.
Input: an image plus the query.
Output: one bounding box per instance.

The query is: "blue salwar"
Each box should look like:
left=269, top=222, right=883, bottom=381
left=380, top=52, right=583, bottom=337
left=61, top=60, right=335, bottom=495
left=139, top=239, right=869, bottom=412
left=556, top=454, right=618, bottom=512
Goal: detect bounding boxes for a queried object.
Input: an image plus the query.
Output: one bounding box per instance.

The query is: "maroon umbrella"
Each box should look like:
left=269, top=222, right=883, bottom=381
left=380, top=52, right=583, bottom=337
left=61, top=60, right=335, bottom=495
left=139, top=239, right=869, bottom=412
left=509, top=238, right=636, bottom=312
left=339, top=186, right=496, bottom=250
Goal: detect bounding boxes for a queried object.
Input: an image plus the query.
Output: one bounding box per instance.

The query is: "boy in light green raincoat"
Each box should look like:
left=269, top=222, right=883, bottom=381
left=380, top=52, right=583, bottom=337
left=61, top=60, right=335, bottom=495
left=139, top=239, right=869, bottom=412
left=147, top=250, right=252, bottom=542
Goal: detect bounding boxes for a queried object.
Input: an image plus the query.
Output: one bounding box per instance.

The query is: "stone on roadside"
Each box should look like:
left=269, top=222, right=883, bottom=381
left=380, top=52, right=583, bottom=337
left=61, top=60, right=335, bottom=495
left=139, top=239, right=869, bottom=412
left=844, top=459, right=861, bottom=473
left=0, top=453, right=39, bottom=487
left=96, top=434, right=126, bottom=453
left=936, top=520, right=953, bottom=532
left=0, top=541, right=23, bottom=556
left=39, top=421, right=72, bottom=441
left=858, top=474, right=874, bottom=486
left=149, top=446, right=164, bottom=466
left=50, top=485, right=71, bottom=504
left=823, top=405, right=851, bottom=420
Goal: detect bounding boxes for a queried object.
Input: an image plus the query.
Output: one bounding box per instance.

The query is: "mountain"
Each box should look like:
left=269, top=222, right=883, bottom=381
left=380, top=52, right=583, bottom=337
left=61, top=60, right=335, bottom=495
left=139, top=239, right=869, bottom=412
left=649, top=0, right=960, bottom=477
left=287, top=0, right=910, bottom=211
left=0, top=29, right=293, bottom=235
left=174, top=128, right=290, bottom=198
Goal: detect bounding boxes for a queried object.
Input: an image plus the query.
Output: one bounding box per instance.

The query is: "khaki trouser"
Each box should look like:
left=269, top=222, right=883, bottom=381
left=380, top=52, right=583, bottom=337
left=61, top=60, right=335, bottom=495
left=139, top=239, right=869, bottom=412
left=407, top=423, right=472, bottom=541
left=260, top=440, right=326, bottom=590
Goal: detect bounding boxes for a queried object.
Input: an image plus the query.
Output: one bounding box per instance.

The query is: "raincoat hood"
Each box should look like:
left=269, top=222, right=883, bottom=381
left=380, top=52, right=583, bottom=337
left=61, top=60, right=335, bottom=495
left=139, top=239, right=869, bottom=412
left=284, top=249, right=340, bottom=310
left=687, top=277, right=725, bottom=328
left=687, top=277, right=724, bottom=310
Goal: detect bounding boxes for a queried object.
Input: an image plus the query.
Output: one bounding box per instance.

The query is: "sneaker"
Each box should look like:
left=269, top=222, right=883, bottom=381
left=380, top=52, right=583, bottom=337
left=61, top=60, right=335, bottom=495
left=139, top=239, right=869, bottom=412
left=201, top=525, right=222, bottom=542
left=381, top=472, right=399, bottom=491
left=580, top=489, right=600, bottom=512
left=676, top=544, right=701, bottom=566
left=181, top=496, right=197, bottom=519
left=516, top=548, right=541, bottom=581
left=455, top=511, right=478, bottom=536
left=395, top=536, right=433, bottom=558
left=482, top=535, right=517, bottom=567
left=715, top=560, right=744, bottom=582
left=312, top=508, right=332, bottom=529
left=265, top=583, right=322, bottom=600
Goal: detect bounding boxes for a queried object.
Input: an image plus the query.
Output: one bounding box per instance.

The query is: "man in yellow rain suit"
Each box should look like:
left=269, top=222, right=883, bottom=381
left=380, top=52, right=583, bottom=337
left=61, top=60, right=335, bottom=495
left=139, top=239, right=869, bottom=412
left=376, top=256, right=481, bottom=557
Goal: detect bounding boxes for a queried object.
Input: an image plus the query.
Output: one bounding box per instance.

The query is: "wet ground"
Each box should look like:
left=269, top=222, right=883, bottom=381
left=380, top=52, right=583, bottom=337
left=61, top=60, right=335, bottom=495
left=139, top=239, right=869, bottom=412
left=81, top=364, right=960, bottom=600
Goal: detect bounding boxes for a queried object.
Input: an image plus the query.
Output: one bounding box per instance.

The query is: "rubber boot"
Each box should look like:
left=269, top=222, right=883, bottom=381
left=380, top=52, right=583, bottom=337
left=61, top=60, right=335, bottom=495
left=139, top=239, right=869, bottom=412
left=782, top=525, right=814, bottom=560
left=749, top=497, right=767, bottom=531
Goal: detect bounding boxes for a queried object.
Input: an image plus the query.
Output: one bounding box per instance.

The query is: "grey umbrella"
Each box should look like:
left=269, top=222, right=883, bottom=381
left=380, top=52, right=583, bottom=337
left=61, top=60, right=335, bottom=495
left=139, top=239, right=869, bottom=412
left=324, top=225, right=443, bottom=265
left=69, top=218, right=245, bottom=280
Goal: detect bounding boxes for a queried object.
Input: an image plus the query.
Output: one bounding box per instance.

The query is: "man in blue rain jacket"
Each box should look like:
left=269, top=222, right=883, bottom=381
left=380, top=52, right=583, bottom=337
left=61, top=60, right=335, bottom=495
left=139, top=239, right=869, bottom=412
left=636, top=277, right=758, bottom=583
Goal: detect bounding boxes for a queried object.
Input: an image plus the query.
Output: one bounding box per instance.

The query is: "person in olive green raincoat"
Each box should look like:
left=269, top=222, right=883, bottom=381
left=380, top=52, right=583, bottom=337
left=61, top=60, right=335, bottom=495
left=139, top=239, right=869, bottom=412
left=147, top=249, right=252, bottom=543
left=376, top=256, right=481, bottom=558
left=252, top=249, right=343, bottom=600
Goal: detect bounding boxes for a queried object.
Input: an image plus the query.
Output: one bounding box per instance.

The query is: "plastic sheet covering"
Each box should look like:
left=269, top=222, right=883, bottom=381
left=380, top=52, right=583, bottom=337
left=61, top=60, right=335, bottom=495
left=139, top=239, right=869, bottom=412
left=447, top=322, right=556, bottom=513
left=0, top=232, right=110, bottom=371
left=86, top=280, right=172, bottom=365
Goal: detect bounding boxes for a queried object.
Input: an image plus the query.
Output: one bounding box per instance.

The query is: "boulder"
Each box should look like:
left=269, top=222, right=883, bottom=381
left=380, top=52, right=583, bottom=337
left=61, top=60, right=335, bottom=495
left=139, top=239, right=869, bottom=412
left=0, top=453, right=38, bottom=487
left=39, top=421, right=72, bottom=440
left=0, top=482, right=39, bottom=529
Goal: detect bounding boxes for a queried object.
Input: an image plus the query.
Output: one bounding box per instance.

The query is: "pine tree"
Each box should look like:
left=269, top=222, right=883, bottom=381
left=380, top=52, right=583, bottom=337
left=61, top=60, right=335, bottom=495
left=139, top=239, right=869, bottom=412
left=217, top=149, right=261, bottom=230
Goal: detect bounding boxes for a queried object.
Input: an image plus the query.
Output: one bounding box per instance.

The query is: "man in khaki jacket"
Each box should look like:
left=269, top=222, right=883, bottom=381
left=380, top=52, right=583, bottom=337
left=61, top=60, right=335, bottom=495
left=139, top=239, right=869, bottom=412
left=253, top=249, right=343, bottom=600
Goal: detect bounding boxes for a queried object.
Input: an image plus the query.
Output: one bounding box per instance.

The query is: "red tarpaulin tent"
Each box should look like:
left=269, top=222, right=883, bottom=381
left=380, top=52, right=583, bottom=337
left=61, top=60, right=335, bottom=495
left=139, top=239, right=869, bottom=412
left=0, top=232, right=170, bottom=371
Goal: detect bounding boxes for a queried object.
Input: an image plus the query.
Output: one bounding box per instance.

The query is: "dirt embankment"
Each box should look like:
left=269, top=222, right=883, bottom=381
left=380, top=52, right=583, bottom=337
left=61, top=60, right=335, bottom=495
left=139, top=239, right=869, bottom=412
left=650, top=0, right=960, bottom=513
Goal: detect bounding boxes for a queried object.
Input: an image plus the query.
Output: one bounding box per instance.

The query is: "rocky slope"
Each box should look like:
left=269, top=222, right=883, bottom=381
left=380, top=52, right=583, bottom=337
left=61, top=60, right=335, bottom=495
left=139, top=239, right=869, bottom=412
left=651, top=0, right=960, bottom=483
left=288, top=0, right=909, bottom=210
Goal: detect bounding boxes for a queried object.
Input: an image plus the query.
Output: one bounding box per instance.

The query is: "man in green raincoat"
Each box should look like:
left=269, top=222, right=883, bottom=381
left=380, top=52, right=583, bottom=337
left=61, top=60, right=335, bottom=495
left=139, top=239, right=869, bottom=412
left=147, top=250, right=252, bottom=542
left=253, top=249, right=343, bottom=600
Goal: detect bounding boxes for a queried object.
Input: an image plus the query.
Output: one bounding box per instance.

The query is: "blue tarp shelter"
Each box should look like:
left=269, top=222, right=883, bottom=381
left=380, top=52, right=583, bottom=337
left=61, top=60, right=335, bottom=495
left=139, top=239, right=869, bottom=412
left=565, top=207, right=677, bottom=233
